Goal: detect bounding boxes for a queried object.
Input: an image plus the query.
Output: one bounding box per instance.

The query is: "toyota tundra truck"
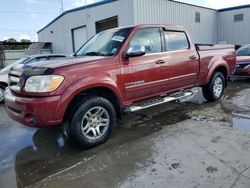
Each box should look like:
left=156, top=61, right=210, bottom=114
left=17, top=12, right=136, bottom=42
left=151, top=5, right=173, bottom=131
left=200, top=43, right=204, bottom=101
left=4, top=25, right=236, bottom=148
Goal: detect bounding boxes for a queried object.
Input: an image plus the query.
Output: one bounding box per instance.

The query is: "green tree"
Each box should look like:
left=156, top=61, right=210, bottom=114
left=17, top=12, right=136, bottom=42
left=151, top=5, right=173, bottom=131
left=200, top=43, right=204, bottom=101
left=3, top=38, right=31, bottom=50
left=4, top=38, right=17, bottom=43
left=21, top=39, right=31, bottom=43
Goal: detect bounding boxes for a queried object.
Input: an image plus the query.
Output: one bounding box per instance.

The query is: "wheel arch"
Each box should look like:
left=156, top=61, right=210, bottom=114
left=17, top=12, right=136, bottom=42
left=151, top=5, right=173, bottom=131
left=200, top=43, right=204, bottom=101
left=62, top=86, right=123, bottom=124
left=205, top=61, right=229, bottom=87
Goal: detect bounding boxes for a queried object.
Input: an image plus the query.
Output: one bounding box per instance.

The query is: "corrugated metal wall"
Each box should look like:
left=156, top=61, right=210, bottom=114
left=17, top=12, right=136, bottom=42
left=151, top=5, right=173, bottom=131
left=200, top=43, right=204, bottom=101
left=38, top=0, right=134, bottom=54
left=218, top=8, right=250, bottom=45
left=133, top=0, right=218, bottom=44
left=38, top=0, right=250, bottom=54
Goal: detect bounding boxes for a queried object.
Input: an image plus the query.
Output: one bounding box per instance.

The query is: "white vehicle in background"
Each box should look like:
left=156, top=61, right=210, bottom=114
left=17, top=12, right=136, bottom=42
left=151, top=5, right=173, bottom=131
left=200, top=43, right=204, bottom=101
left=0, top=54, right=67, bottom=104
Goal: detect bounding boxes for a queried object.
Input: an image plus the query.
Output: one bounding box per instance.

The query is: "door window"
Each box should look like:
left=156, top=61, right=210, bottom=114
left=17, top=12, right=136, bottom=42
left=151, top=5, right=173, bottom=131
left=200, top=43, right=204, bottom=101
left=164, top=31, right=189, bottom=51
left=129, top=28, right=162, bottom=54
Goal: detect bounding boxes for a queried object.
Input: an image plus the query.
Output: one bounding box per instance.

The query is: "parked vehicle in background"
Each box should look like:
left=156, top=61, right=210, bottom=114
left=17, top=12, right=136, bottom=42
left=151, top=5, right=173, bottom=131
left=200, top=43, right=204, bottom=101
left=232, top=44, right=250, bottom=77
left=0, top=54, right=66, bottom=104
left=4, top=25, right=236, bottom=148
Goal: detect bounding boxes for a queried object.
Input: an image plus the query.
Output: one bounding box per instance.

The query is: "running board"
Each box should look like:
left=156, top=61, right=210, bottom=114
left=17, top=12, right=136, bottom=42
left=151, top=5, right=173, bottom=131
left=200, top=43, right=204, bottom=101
left=124, top=92, right=193, bottom=113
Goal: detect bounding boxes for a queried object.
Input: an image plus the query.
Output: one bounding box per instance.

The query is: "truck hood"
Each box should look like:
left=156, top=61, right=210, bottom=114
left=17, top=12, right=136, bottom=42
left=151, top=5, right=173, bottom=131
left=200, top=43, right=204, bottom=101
left=12, top=56, right=110, bottom=76
left=237, top=56, right=250, bottom=63
left=15, top=56, right=109, bottom=69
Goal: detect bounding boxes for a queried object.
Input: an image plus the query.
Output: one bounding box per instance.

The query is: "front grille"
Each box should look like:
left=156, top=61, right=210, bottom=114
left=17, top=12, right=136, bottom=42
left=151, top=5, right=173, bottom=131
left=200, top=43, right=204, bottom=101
left=9, top=70, right=22, bottom=93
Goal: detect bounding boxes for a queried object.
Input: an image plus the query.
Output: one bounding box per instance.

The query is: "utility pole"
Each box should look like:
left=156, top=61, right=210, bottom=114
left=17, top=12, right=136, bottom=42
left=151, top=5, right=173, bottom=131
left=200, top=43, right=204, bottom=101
left=85, top=0, right=89, bottom=39
left=59, top=0, right=64, bottom=13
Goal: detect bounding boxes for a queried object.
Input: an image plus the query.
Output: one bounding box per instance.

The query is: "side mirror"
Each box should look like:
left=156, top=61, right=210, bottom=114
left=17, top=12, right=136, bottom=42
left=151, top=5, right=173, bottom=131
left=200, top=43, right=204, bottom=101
left=126, top=45, right=146, bottom=58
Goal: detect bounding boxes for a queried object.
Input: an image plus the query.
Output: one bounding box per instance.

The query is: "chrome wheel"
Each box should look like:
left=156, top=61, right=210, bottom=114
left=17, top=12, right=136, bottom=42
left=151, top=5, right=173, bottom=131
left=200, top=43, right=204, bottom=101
left=0, top=87, right=4, bottom=103
left=213, top=77, right=223, bottom=98
left=81, top=106, right=110, bottom=141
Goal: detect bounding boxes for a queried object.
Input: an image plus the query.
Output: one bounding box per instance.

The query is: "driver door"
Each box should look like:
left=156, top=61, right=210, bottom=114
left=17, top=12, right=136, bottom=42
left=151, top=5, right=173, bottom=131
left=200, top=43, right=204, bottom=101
left=120, top=27, right=163, bottom=102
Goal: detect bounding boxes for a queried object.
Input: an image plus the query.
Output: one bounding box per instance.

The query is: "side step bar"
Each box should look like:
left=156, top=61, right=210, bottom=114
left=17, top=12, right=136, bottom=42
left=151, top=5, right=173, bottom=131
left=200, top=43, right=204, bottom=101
left=124, top=91, right=193, bottom=113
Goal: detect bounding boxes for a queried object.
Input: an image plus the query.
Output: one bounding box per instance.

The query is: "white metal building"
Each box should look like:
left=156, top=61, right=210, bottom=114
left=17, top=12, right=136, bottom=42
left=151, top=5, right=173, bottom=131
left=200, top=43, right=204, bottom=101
left=218, top=6, right=250, bottom=45
left=37, top=0, right=250, bottom=54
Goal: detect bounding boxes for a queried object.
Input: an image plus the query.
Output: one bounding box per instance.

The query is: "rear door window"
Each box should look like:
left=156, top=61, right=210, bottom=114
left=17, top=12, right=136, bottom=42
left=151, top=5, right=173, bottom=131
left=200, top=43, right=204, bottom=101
left=164, top=31, right=189, bottom=51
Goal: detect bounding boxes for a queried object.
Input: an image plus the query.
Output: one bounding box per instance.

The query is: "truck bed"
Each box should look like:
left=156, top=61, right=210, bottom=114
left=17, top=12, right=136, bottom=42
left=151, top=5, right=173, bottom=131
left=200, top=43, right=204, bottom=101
left=195, top=44, right=236, bottom=85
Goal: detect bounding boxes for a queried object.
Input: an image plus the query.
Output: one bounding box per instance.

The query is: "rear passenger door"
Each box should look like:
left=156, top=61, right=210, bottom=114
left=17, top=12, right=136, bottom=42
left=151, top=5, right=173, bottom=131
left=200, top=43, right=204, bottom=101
left=160, top=30, right=199, bottom=92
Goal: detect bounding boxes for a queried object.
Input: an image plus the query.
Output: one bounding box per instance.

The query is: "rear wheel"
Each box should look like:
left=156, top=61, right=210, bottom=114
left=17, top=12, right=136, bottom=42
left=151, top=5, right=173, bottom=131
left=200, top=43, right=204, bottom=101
left=67, top=96, right=116, bottom=148
left=202, top=72, right=225, bottom=102
left=0, top=85, right=6, bottom=104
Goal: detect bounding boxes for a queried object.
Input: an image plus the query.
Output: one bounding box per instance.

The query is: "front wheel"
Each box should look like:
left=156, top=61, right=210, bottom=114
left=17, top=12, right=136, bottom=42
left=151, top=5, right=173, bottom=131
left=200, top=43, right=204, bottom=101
left=202, top=72, right=225, bottom=102
left=0, top=85, right=6, bottom=104
left=68, top=96, right=116, bottom=148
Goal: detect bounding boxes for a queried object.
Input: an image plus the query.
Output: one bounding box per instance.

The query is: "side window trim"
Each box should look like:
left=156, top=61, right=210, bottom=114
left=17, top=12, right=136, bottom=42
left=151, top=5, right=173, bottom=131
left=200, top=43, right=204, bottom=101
left=163, top=30, right=191, bottom=52
left=160, top=27, right=166, bottom=52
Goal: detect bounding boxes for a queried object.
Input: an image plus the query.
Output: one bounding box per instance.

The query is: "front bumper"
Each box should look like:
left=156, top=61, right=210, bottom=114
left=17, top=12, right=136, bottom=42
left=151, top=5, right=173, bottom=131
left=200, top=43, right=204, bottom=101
left=4, top=88, right=62, bottom=128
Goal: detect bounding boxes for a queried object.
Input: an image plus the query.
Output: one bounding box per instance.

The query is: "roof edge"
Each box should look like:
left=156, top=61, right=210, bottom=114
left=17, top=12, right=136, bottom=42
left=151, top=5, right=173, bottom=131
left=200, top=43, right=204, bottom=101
left=37, top=0, right=250, bottom=34
left=170, top=0, right=216, bottom=11
left=37, top=0, right=117, bottom=34
left=218, top=4, right=250, bottom=12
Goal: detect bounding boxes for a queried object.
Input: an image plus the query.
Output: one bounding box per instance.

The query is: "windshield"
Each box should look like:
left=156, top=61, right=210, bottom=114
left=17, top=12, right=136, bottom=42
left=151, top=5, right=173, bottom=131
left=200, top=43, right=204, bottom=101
left=0, top=57, right=29, bottom=73
left=76, top=27, right=132, bottom=57
left=237, top=46, right=250, bottom=56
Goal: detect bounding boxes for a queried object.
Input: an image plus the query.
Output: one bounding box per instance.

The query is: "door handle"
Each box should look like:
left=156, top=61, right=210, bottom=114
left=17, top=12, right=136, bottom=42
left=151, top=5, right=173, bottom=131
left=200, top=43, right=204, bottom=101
left=189, top=55, right=197, bottom=60
left=155, top=60, right=165, bottom=64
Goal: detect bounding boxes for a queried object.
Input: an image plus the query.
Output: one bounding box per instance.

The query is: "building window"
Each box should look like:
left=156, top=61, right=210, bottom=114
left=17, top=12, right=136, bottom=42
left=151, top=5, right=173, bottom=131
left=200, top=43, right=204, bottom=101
left=234, top=14, right=244, bottom=22
left=195, top=12, right=200, bottom=23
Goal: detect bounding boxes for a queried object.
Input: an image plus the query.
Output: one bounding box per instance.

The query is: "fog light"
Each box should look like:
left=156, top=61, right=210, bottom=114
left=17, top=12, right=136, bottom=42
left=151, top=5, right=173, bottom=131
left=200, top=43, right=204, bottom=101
left=24, top=114, right=37, bottom=126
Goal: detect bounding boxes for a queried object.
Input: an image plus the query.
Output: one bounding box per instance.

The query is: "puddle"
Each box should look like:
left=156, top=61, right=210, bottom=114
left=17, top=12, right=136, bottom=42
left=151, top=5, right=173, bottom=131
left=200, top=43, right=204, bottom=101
left=125, top=106, right=191, bottom=130
left=233, top=118, right=250, bottom=133
left=232, top=110, right=250, bottom=133
left=233, top=110, right=250, bottom=119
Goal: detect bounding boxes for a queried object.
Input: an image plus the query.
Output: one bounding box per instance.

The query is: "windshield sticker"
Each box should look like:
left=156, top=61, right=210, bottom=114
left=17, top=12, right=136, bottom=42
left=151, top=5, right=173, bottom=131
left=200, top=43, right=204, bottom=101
left=112, top=36, right=125, bottom=42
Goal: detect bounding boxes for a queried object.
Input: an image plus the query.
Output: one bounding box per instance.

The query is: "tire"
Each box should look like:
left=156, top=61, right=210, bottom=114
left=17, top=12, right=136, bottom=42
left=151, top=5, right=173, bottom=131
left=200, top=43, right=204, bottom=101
left=0, top=85, right=6, bottom=104
left=202, top=72, right=225, bottom=102
left=68, top=96, right=116, bottom=148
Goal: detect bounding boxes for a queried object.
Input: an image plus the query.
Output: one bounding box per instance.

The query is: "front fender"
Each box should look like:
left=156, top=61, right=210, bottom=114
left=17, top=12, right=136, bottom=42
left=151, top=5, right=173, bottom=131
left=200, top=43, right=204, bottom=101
left=55, top=75, right=123, bottom=121
left=205, top=59, right=229, bottom=84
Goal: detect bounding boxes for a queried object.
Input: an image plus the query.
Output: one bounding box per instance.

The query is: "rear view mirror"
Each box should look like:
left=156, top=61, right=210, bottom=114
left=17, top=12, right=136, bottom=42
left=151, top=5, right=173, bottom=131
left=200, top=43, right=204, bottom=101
left=127, top=45, right=146, bottom=58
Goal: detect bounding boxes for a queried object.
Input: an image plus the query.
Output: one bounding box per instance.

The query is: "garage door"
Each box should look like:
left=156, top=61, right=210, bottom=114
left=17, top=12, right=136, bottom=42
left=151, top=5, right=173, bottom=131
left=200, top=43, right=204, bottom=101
left=72, top=26, right=87, bottom=53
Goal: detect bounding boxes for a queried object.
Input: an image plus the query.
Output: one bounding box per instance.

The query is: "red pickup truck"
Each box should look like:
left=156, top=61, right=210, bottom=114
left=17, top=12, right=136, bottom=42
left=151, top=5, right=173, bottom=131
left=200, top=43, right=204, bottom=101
left=4, top=25, right=236, bottom=148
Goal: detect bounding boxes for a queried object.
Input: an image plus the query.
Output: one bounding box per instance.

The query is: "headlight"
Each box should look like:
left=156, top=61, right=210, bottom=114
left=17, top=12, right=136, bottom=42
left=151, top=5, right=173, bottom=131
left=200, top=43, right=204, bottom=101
left=25, top=75, right=64, bottom=93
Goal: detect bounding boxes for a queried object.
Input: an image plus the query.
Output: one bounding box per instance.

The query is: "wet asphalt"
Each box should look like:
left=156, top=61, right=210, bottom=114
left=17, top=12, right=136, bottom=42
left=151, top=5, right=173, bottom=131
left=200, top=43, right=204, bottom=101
left=1, top=80, right=250, bottom=188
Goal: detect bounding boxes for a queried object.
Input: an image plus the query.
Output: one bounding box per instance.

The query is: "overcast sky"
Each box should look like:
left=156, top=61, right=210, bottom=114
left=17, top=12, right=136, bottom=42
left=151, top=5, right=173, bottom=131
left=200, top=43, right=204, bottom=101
left=0, top=0, right=249, bottom=42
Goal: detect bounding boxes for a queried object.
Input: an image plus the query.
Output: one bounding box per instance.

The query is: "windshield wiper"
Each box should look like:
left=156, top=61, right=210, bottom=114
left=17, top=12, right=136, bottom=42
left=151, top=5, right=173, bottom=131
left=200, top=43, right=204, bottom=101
left=85, top=51, right=105, bottom=56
